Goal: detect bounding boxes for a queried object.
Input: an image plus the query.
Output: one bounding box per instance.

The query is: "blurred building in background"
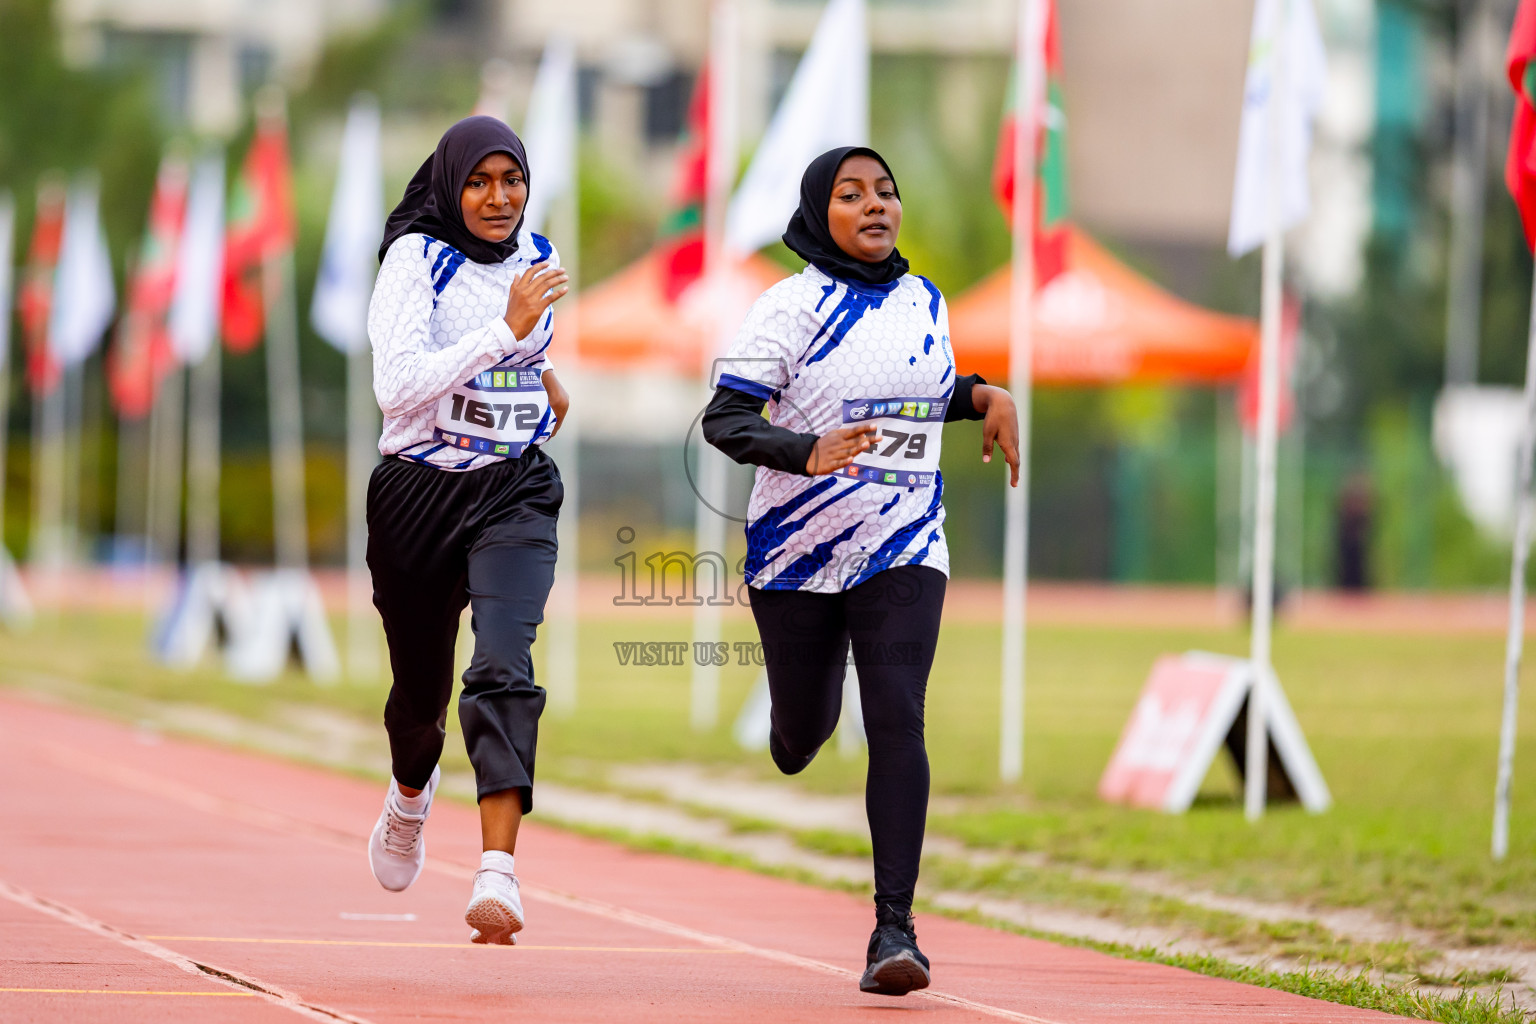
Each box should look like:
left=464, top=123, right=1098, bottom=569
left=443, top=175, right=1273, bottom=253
left=55, top=0, right=388, bottom=134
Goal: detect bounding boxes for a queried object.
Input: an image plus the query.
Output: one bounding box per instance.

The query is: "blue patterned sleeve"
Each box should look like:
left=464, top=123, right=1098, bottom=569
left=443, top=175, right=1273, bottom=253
left=368, top=236, right=513, bottom=419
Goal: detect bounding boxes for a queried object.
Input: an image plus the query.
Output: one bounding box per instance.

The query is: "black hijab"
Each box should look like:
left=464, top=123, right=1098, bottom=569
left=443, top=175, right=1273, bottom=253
left=379, top=115, right=529, bottom=265
left=781, top=146, right=909, bottom=286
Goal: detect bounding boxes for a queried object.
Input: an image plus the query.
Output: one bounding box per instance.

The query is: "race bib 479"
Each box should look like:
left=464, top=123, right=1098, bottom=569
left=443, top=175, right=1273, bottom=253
left=839, top=396, right=946, bottom=487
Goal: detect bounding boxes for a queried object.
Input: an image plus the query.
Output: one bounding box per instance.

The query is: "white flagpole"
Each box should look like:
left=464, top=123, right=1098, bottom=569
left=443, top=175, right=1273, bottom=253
left=309, top=98, right=381, bottom=682
left=62, top=363, right=82, bottom=564
left=148, top=367, right=186, bottom=568
left=0, top=192, right=23, bottom=620
left=547, top=159, right=582, bottom=714
left=264, top=249, right=308, bottom=573
left=521, top=41, right=581, bottom=712
left=1000, top=0, right=1042, bottom=783
left=1445, top=0, right=1492, bottom=389
left=186, top=343, right=221, bottom=569
left=691, top=0, right=740, bottom=731
left=1246, top=2, right=1290, bottom=823
left=0, top=195, right=12, bottom=548
left=114, top=410, right=149, bottom=564
left=31, top=381, right=66, bottom=575
left=177, top=150, right=227, bottom=576
left=1493, top=258, right=1536, bottom=860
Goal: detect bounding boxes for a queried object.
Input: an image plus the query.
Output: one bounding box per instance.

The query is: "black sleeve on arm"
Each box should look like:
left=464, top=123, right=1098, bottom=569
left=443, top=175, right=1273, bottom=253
left=702, top=386, right=820, bottom=476
left=946, top=373, right=989, bottom=422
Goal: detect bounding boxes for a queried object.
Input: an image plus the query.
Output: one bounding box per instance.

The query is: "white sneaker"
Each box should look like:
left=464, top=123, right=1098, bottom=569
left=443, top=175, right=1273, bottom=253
left=367, top=766, right=440, bottom=892
left=465, top=866, right=524, bottom=945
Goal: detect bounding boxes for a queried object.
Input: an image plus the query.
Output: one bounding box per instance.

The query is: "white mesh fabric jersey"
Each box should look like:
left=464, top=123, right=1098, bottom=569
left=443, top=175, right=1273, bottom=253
left=368, top=228, right=560, bottom=471
left=716, top=264, right=958, bottom=594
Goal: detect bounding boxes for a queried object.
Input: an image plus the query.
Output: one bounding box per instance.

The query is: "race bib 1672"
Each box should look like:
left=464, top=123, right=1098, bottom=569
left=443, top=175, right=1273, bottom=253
left=433, top=364, right=552, bottom=457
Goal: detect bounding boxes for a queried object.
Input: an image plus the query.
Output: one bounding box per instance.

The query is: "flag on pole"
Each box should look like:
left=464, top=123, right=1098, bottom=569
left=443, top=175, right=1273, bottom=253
left=1506, top=0, right=1536, bottom=246
left=311, top=97, right=383, bottom=355
left=658, top=66, right=710, bottom=302
left=1493, top=0, right=1536, bottom=861
left=108, top=156, right=189, bottom=418
left=992, top=0, right=1069, bottom=290
left=1227, top=0, right=1327, bottom=257
left=520, top=38, right=578, bottom=238
left=223, top=111, right=296, bottom=353
left=49, top=176, right=116, bottom=367
left=170, top=153, right=228, bottom=365
left=725, top=0, right=868, bottom=254
left=19, top=182, right=66, bottom=395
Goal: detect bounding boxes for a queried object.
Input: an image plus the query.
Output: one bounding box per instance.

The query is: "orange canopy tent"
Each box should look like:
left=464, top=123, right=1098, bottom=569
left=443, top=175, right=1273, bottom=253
left=572, top=248, right=789, bottom=374
left=947, top=230, right=1257, bottom=385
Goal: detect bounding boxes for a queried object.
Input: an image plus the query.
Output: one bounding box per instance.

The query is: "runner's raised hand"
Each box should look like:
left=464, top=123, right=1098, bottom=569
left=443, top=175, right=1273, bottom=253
left=504, top=266, right=570, bottom=340
left=806, top=424, right=878, bottom=475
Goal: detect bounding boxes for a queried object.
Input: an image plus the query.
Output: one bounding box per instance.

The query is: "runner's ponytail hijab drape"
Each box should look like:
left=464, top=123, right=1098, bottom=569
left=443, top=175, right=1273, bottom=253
left=379, top=115, right=530, bottom=265
left=781, top=145, right=910, bottom=286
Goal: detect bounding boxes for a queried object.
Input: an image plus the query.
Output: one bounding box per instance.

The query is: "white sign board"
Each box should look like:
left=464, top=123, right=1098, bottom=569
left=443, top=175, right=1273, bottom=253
left=1099, top=651, right=1330, bottom=813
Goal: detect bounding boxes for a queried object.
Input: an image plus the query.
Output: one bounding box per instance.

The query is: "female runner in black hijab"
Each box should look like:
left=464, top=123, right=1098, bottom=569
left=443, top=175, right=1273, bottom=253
left=704, top=146, right=1020, bottom=996
left=364, top=115, right=570, bottom=946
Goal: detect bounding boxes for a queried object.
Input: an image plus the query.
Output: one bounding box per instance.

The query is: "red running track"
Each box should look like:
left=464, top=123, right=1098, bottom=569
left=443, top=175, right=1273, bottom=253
left=0, top=693, right=1408, bottom=1023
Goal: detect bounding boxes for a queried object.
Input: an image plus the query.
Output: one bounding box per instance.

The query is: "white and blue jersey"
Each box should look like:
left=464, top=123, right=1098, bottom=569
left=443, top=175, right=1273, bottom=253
left=369, top=227, right=559, bottom=472
left=717, top=264, right=957, bottom=594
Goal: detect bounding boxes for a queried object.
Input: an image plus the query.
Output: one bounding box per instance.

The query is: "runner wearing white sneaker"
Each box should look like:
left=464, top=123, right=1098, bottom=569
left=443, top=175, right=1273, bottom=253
left=364, top=116, right=571, bottom=938
left=464, top=850, right=523, bottom=944
left=368, top=766, right=441, bottom=891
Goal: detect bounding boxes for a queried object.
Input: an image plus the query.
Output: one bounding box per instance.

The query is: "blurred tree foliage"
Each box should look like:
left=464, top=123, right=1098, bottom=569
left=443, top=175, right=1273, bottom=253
left=0, top=0, right=164, bottom=254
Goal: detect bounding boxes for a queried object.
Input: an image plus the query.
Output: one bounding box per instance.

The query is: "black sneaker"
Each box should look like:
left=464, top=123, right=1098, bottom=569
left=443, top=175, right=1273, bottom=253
left=768, top=726, right=819, bottom=776
left=859, top=904, right=931, bottom=996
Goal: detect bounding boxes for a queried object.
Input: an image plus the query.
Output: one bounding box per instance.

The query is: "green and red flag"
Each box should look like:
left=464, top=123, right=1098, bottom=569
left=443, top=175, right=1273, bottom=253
left=222, top=109, right=295, bottom=352
left=657, top=65, right=709, bottom=303
left=1507, top=0, right=1536, bottom=248
left=108, top=155, right=188, bottom=418
left=19, top=181, right=66, bottom=395
left=992, top=0, right=1069, bottom=289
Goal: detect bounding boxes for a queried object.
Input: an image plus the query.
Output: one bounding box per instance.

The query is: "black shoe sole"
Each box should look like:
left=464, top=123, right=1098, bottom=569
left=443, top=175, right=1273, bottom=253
left=859, top=950, right=931, bottom=996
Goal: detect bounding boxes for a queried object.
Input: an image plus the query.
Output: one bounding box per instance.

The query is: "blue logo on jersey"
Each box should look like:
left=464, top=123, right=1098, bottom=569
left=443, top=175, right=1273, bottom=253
left=851, top=403, right=870, bottom=419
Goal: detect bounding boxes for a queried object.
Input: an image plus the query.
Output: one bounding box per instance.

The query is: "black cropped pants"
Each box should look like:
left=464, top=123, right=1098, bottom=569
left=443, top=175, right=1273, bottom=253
left=366, top=449, right=561, bottom=813
left=747, top=565, right=946, bottom=914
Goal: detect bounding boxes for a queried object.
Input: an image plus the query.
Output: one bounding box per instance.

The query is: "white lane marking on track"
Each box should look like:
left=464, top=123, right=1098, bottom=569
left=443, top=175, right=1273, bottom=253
left=148, top=936, right=742, bottom=953
left=0, top=987, right=256, bottom=997
left=0, top=879, right=376, bottom=1024
left=32, top=736, right=1063, bottom=1024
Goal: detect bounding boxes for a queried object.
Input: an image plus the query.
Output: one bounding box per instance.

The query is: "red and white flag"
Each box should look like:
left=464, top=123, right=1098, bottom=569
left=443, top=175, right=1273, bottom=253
left=222, top=109, right=295, bottom=353
left=1507, top=0, right=1536, bottom=247
left=108, top=155, right=188, bottom=418
left=19, top=182, right=66, bottom=395
left=657, top=66, right=709, bottom=303
left=992, top=0, right=1069, bottom=290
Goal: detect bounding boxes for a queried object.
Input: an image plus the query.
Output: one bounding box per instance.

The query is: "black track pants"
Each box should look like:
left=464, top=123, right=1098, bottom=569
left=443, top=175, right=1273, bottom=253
left=747, top=565, right=946, bottom=913
left=366, top=449, right=561, bottom=812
